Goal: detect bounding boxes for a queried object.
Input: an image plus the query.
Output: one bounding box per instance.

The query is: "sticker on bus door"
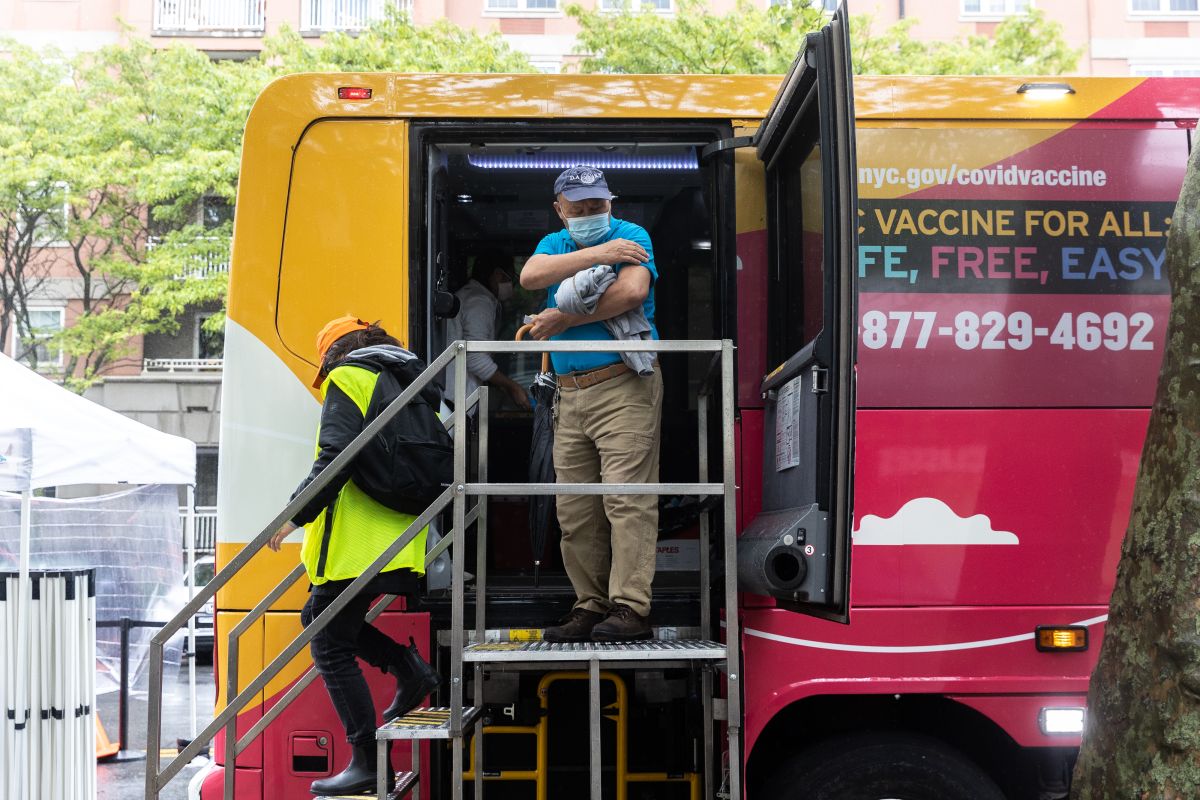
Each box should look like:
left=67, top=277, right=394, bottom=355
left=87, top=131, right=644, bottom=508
left=854, top=125, right=1186, bottom=408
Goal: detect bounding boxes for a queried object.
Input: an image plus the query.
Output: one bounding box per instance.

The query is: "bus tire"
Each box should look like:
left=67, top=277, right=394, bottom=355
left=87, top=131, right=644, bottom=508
left=760, top=731, right=1007, bottom=800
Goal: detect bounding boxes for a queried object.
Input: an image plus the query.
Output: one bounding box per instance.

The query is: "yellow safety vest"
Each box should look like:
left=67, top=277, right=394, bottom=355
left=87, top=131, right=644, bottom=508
left=300, top=364, right=428, bottom=585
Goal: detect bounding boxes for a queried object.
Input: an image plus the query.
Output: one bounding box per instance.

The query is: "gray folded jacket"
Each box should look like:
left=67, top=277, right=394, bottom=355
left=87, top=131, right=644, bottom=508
left=554, top=264, right=656, bottom=376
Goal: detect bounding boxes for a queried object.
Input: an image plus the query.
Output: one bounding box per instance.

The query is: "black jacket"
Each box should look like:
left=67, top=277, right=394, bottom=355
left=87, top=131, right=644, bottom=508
left=289, top=345, right=434, bottom=527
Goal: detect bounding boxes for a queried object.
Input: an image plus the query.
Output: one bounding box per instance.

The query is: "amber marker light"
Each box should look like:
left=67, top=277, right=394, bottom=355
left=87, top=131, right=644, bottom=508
left=338, top=87, right=373, bottom=100
left=1016, top=82, right=1075, bottom=99
left=1035, top=626, right=1088, bottom=652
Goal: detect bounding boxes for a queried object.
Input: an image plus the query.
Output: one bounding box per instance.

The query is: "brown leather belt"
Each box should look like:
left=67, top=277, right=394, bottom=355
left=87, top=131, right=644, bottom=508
left=558, top=362, right=631, bottom=391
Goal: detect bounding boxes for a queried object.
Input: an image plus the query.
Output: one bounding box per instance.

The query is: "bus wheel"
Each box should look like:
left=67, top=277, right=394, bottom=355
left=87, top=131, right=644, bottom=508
left=760, top=732, right=1006, bottom=800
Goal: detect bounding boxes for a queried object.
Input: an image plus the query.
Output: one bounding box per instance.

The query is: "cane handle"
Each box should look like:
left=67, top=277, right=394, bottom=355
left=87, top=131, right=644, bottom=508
left=515, top=324, right=550, bottom=374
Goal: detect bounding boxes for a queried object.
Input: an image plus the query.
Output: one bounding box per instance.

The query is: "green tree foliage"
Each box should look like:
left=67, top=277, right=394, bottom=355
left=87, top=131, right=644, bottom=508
left=856, top=11, right=1079, bottom=75
left=567, top=0, right=824, bottom=74
left=0, top=11, right=529, bottom=388
left=0, top=44, right=75, bottom=368
left=262, top=7, right=532, bottom=73
left=3, top=4, right=1076, bottom=387
left=568, top=2, right=1079, bottom=75
left=26, top=38, right=257, bottom=388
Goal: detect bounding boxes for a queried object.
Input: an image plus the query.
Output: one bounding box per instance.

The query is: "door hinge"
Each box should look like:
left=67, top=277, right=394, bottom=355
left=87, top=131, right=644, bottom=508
left=810, top=366, right=829, bottom=394
left=700, top=136, right=754, bottom=161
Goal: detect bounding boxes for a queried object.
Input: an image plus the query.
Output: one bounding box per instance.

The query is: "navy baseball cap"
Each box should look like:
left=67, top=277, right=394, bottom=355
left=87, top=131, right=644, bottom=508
left=553, top=165, right=613, bottom=201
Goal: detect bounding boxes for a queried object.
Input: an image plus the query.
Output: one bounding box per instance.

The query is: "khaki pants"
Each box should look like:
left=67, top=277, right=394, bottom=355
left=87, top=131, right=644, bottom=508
left=553, top=367, right=663, bottom=618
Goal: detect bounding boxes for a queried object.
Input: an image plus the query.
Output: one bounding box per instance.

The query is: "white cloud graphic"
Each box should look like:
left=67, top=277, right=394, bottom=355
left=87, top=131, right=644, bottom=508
left=853, top=497, right=1019, bottom=546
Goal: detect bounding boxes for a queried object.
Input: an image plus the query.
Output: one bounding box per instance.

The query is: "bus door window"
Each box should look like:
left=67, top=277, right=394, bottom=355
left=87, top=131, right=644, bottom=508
left=769, top=133, right=824, bottom=368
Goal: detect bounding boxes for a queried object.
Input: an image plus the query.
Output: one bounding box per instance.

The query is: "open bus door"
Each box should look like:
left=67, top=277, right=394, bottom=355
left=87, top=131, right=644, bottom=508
left=736, top=5, right=857, bottom=622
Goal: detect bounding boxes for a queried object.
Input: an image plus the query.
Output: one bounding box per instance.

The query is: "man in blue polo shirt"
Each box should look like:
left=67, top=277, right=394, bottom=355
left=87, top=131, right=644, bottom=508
left=522, top=165, right=662, bottom=642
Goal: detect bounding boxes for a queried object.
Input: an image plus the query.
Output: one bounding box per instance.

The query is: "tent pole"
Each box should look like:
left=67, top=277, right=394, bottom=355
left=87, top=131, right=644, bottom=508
left=186, top=484, right=197, bottom=741
left=16, top=487, right=33, bottom=796
left=18, top=487, right=31, bottom=590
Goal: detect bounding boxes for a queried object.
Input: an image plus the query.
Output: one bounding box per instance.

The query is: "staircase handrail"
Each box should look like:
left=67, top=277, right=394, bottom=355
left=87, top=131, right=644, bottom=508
left=145, top=337, right=732, bottom=799
left=145, top=343, right=459, bottom=798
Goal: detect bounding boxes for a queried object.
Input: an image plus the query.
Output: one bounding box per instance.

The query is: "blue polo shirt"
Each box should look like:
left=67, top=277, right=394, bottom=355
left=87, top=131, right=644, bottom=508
left=533, top=217, right=659, bottom=374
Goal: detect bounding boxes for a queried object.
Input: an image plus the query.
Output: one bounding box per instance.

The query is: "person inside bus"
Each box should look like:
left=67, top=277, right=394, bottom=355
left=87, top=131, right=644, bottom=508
left=523, top=165, right=663, bottom=642
left=268, top=316, right=440, bottom=796
left=444, top=249, right=531, bottom=411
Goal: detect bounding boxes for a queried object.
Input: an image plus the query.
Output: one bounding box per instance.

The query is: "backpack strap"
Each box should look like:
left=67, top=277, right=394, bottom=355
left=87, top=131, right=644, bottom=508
left=315, top=505, right=334, bottom=580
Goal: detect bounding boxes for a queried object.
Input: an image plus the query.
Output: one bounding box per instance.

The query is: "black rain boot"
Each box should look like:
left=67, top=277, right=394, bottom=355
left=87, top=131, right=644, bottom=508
left=310, top=742, right=390, bottom=796
left=382, top=637, right=441, bottom=722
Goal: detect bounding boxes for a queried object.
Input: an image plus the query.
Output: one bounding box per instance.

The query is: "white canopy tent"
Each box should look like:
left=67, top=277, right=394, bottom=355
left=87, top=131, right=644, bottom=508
left=0, top=349, right=196, bottom=590
left=0, top=352, right=195, bottom=491
left=0, top=353, right=196, bottom=796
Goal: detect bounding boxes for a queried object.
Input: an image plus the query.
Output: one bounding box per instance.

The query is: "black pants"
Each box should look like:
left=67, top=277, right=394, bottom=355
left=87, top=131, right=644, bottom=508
left=300, top=571, right=419, bottom=747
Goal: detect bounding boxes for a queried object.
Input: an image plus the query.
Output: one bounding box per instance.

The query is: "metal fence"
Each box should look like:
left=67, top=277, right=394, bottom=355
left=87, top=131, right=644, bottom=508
left=153, top=0, right=266, bottom=33
left=301, top=0, right=409, bottom=31
left=172, top=253, right=230, bottom=280
left=145, top=359, right=224, bottom=373
left=146, top=237, right=230, bottom=279
left=180, top=507, right=217, bottom=553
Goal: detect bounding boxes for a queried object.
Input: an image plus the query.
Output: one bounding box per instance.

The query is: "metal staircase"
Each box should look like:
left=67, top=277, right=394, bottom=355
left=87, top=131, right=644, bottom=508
left=143, top=338, right=740, bottom=800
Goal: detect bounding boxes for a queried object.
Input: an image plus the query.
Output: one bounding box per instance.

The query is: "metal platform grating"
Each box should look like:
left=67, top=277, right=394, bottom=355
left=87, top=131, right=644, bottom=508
left=318, top=770, right=416, bottom=799
left=462, top=639, right=726, bottom=662
left=376, top=707, right=482, bottom=740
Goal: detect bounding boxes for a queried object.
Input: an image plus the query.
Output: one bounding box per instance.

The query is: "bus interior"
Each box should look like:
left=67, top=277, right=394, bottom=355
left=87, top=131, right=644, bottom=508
left=412, top=126, right=733, bottom=622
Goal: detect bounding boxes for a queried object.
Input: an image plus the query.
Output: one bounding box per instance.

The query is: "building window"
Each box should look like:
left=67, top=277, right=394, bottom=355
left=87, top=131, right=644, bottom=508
left=195, top=448, right=219, bottom=507
left=529, top=57, right=563, bottom=73
left=32, top=182, right=70, bottom=246
left=600, top=0, right=671, bottom=8
left=12, top=307, right=65, bottom=369
left=148, top=196, right=233, bottom=238
left=196, top=313, right=225, bottom=360
left=769, top=0, right=836, bottom=8
left=1130, top=0, right=1198, bottom=12
left=150, top=196, right=233, bottom=279
left=200, top=196, right=233, bottom=230
left=485, top=0, right=559, bottom=12
left=962, top=0, right=1030, bottom=15
left=1131, top=63, right=1200, bottom=75
left=153, top=0, right=267, bottom=34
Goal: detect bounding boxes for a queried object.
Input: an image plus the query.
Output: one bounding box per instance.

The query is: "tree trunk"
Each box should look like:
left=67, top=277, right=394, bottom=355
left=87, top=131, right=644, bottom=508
left=1070, top=139, right=1200, bottom=797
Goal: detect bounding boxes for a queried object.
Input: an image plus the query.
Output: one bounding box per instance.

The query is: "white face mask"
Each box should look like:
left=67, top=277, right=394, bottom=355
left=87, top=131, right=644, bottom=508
left=496, top=280, right=514, bottom=302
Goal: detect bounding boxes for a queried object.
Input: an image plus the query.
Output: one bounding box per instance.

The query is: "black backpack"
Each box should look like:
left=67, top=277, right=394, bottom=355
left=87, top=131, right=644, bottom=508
left=348, top=354, right=454, bottom=515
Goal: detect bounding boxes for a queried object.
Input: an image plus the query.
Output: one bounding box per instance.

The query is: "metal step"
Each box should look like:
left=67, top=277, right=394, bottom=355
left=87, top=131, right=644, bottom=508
left=437, top=625, right=705, bottom=647
left=391, top=770, right=418, bottom=798
left=377, top=707, right=482, bottom=740
left=316, top=770, right=417, bottom=799
left=462, top=639, right=726, bottom=663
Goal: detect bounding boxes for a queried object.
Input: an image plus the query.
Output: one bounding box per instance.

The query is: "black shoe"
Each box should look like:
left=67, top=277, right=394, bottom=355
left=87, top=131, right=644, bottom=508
left=544, top=608, right=605, bottom=642
left=383, top=637, right=441, bottom=723
left=591, top=604, right=652, bottom=641
left=310, top=743, right=389, bottom=796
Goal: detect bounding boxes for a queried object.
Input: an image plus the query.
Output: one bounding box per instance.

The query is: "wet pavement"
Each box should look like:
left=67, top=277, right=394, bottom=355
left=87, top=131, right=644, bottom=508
left=97, top=659, right=216, bottom=800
